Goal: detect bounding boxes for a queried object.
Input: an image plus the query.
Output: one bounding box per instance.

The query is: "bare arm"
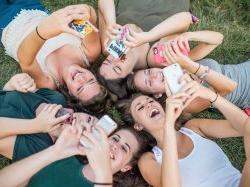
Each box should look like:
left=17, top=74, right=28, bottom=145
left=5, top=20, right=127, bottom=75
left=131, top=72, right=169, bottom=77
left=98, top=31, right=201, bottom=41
left=183, top=31, right=224, bottom=61
left=98, top=0, right=116, bottom=25
left=0, top=104, right=69, bottom=138
left=239, top=118, right=250, bottom=187
left=0, top=125, right=86, bottom=187
left=17, top=5, right=89, bottom=88
left=186, top=89, right=248, bottom=138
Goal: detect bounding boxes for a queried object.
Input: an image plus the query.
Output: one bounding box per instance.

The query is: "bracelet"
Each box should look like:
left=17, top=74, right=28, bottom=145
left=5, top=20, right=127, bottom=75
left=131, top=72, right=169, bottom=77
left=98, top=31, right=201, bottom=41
left=35, top=26, right=47, bottom=40
left=92, top=182, right=113, bottom=186
left=193, top=64, right=201, bottom=75
left=211, top=93, right=219, bottom=104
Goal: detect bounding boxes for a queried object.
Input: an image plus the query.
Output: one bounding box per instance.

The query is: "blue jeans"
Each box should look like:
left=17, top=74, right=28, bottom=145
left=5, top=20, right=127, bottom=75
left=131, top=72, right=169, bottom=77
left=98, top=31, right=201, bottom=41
left=0, top=0, right=47, bottom=39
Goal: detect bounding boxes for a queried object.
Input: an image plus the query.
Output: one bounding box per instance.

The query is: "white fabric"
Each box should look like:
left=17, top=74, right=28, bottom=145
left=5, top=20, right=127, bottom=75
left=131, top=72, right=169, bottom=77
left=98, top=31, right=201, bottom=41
left=1, top=9, right=89, bottom=73
left=152, top=127, right=241, bottom=187
left=1, top=9, right=48, bottom=61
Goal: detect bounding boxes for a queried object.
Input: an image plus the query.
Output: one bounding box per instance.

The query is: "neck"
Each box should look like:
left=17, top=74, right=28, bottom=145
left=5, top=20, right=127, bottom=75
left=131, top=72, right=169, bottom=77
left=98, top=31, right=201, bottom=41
left=134, top=43, right=150, bottom=69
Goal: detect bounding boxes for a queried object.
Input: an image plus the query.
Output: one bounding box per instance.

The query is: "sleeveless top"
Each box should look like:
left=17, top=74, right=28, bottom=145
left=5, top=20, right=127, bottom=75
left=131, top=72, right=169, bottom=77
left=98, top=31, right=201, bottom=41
left=116, top=0, right=190, bottom=31
left=198, top=58, right=250, bottom=109
left=1, top=9, right=89, bottom=87
left=152, top=127, right=241, bottom=187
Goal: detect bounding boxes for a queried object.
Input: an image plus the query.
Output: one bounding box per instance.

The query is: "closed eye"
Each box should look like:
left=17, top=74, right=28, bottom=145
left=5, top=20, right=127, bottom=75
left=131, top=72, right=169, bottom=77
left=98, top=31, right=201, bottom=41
left=113, top=66, right=122, bottom=75
left=138, top=105, right=144, bottom=111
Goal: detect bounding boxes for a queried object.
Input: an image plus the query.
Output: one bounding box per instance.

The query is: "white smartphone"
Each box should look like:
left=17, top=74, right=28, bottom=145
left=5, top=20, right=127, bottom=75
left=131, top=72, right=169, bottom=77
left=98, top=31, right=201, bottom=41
left=163, top=63, right=184, bottom=94
left=80, top=115, right=118, bottom=146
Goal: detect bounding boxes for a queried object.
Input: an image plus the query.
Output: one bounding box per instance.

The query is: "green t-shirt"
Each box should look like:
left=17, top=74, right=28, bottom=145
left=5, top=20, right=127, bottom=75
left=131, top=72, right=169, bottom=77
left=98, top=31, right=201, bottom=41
left=116, top=0, right=190, bottom=31
left=0, top=89, right=93, bottom=187
left=0, top=89, right=67, bottom=161
left=28, top=157, right=93, bottom=187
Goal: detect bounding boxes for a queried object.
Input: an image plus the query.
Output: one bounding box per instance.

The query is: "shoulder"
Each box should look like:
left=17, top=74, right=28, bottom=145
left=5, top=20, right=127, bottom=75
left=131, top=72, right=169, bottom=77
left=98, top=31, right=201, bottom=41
left=138, top=152, right=157, bottom=169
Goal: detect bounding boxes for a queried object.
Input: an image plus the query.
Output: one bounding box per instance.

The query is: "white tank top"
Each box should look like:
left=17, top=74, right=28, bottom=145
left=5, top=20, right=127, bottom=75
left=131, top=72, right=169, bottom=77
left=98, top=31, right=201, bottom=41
left=152, top=127, right=241, bottom=187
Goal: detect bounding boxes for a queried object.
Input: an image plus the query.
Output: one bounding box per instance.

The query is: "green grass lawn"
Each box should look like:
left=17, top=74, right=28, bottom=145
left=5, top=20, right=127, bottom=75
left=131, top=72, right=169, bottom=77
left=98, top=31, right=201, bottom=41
left=0, top=0, right=249, bottom=174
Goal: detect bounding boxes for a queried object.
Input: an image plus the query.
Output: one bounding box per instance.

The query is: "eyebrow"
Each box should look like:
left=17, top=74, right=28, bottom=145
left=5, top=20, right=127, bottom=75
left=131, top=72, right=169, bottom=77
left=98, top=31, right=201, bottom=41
left=78, top=79, right=97, bottom=95
left=113, top=66, right=122, bottom=75
left=115, top=134, right=131, bottom=152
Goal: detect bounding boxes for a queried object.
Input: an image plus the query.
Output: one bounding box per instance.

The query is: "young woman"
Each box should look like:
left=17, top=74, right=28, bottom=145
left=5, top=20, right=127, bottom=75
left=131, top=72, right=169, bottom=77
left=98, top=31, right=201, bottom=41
left=98, top=26, right=225, bottom=100
left=0, top=1, right=107, bottom=111
left=116, top=78, right=249, bottom=187
left=0, top=120, right=151, bottom=187
left=127, top=40, right=250, bottom=111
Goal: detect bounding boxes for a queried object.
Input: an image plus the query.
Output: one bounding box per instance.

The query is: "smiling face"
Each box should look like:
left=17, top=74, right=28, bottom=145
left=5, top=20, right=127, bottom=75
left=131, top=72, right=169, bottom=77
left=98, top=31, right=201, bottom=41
left=63, top=64, right=101, bottom=102
left=99, top=55, right=135, bottom=80
left=130, top=95, right=165, bottom=132
left=108, top=129, right=139, bottom=173
left=133, top=68, right=165, bottom=94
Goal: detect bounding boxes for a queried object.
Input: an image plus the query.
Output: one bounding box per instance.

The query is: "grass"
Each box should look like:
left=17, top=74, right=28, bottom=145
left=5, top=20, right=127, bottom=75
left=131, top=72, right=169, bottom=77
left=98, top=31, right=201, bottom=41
left=0, top=0, right=249, bottom=173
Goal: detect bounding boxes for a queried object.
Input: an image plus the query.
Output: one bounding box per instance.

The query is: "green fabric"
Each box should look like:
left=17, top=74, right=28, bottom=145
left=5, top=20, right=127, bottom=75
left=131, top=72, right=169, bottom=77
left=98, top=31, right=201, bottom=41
left=0, top=88, right=66, bottom=119
left=0, top=89, right=66, bottom=161
left=28, top=157, right=93, bottom=187
left=116, top=0, right=190, bottom=31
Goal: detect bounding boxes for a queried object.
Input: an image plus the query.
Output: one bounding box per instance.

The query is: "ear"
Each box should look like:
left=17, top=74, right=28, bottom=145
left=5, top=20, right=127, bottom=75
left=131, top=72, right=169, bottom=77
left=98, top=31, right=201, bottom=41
left=120, top=165, right=132, bottom=173
left=134, top=123, right=143, bottom=131
left=153, top=93, right=162, bottom=98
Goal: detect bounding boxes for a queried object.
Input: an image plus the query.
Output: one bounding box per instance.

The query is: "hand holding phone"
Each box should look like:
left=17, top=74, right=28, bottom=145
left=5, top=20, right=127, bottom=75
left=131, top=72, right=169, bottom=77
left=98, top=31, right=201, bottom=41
left=106, top=26, right=129, bottom=59
left=55, top=108, right=74, bottom=124
left=80, top=115, right=118, bottom=146
left=163, top=64, right=185, bottom=94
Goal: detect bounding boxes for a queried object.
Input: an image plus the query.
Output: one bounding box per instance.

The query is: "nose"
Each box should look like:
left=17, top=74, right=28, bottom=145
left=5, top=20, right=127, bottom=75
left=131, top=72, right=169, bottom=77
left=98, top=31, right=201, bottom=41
left=150, top=71, right=160, bottom=80
left=111, top=143, right=118, bottom=152
left=75, top=74, right=87, bottom=83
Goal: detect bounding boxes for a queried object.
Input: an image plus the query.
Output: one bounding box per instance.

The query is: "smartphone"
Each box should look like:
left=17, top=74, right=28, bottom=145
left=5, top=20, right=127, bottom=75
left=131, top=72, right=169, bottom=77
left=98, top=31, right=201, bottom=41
left=80, top=115, right=118, bottom=146
left=163, top=63, right=185, bottom=94
left=69, top=19, right=98, bottom=37
left=55, top=108, right=74, bottom=124
left=106, top=26, right=129, bottom=59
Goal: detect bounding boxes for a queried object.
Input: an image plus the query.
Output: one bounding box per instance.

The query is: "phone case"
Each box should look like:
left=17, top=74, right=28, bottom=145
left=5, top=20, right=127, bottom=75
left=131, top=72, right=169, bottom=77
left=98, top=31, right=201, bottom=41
left=163, top=63, right=184, bottom=94
left=69, top=20, right=97, bottom=37
left=106, top=26, right=129, bottom=59
left=244, top=108, right=250, bottom=116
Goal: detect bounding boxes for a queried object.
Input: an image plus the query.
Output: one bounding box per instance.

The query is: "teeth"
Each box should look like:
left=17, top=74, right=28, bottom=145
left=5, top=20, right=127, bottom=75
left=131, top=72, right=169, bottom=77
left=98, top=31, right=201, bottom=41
left=150, top=109, right=159, bottom=117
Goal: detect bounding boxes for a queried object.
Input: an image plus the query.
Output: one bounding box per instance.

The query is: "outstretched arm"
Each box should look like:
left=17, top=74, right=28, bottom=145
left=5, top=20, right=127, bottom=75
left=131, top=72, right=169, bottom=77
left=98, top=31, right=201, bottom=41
left=98, top=0, right=116, bottom=26
left=17, top=5, right=89, bottom=88
left=0, top=125, right=85, bottom=187
left=124, top=12, right=192, bottom=47
left=0, top=104, right=69, bottom=138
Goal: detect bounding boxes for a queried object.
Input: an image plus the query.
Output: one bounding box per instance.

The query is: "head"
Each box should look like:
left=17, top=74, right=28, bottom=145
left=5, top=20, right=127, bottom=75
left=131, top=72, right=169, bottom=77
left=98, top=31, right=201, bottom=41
left=99, top=54, right=136, bottom=80
left=116, top=94, right=165, bottom=133
left=61, top=64, right=107, bottom=104
left=109, top=126, right=155, bottom=174
left=133, top=68, right=165, bottom=98
left=59, top=65, right=108, bottom=114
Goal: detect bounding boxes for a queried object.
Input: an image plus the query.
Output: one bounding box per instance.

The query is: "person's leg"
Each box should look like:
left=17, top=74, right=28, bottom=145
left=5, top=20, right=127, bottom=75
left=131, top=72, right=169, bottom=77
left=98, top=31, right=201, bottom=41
left=0, top=136, right=16, bottom=159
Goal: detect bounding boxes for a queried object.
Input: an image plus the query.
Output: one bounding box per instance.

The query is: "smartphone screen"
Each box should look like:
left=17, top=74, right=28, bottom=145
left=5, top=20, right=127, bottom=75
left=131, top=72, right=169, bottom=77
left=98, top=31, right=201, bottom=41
left=163, top=63, right=184, bottom=94
left=55, top=108, right=74, bottom=124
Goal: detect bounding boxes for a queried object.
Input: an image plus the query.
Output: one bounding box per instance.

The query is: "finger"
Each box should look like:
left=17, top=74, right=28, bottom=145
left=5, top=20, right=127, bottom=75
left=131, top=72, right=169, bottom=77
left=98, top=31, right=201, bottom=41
left=55, top=113, right=70, bottom=124
left=49, top=123, right=63, bottom=132
left=51, top=105, right=63, bottom=116
left=183, top=39, right=190, bottom=52
left=26, top=83, right=37, bottom=92
left=164, top=42, right=175, bottom=63
left=180, top=81, right=196, bottom=93
left=125, top=32, right=137, bottom=44
left=123, top=40, right=136, bottom=48
left=171, top=92, right=190, bottom=100
left=83, top=130, right=98, bottom=144
left=79, top=135, right=94, bottom=148
left=171, top=40, right=182, bottom=56
left=177, top=37, right=185, bottom=51
left=95, top=126, right=107, bottom=139
left=179, top=73, right=192, bottom=84
left=47, top=104, right=58, bottom=113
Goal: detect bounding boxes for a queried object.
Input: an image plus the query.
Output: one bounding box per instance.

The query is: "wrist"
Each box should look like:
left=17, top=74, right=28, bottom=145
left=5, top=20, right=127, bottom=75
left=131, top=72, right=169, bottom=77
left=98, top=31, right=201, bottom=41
left=45, top=146, right=60, bottom=162
left=3, top=81, right=13, bottom=91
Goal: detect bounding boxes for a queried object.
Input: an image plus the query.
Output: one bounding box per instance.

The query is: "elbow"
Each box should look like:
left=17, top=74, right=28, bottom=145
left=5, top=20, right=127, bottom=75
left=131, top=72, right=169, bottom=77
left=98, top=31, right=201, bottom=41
left=219, top=81, right=237, bottom=96
left=216, top=32, right=224, bottom=45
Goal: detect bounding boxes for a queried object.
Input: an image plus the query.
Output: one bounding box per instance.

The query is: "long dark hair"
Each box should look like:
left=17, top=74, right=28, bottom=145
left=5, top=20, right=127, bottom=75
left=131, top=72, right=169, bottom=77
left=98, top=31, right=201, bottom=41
left=113, top=126, right=156, bottom=187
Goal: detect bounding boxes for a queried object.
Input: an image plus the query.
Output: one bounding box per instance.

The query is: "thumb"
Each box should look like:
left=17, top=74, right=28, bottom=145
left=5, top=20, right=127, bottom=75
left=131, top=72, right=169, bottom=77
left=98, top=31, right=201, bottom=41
left=55, top=113, right=71, bottom=124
